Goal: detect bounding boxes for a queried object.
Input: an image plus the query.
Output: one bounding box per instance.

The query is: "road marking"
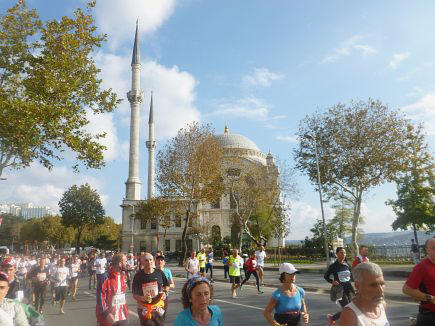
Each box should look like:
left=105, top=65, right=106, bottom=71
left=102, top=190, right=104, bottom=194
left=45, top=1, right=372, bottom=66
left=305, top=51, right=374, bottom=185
left=130, top=310, right=139, bottom=318
left=83, top=291, right=95, bottom=297
left=214, top=299, right=264, bottom=311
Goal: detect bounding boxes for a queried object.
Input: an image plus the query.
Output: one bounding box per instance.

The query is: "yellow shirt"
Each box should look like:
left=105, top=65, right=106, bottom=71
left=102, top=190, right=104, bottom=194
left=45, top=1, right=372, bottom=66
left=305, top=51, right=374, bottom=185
left=229, top=255, right=242, bottom=276
left=197, top=252, right=206, bottom=268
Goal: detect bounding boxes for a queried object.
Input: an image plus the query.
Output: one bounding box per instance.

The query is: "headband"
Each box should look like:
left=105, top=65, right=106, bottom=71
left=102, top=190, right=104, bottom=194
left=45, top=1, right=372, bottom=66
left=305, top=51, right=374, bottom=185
left=186, top=276, right=210, bottom=298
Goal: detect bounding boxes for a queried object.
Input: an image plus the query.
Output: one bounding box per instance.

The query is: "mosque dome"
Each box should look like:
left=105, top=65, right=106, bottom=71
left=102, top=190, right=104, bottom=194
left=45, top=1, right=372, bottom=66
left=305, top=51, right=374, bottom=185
left=215, top=126, right=260, bottom=152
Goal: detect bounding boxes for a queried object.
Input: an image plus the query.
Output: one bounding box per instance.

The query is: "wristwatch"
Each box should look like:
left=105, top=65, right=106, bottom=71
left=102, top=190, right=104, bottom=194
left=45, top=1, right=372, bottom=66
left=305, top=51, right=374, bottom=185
left=424, top=294, right=433, bottom=302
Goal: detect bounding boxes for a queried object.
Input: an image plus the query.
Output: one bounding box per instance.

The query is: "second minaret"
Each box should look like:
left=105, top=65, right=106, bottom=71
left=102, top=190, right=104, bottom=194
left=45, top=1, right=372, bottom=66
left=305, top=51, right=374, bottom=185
left=146, top=92, right=156, bottom=199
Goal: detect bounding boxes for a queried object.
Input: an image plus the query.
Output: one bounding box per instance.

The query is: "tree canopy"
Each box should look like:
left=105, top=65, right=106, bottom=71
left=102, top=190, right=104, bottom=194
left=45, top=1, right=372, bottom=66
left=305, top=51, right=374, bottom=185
left=387, top=124, right=434, bottom=244
left=0, top=0, right=120, bottom=177
left=294, top=99, right=412, bottom=254
left=58, top=183, right=105, bottom=251
left=156, top=122, right=224, bottom=264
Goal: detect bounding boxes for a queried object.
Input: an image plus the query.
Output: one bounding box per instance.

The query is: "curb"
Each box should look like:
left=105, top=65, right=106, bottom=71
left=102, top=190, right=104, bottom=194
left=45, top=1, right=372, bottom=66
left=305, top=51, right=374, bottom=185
left=173, top=273, right=412, bottom=303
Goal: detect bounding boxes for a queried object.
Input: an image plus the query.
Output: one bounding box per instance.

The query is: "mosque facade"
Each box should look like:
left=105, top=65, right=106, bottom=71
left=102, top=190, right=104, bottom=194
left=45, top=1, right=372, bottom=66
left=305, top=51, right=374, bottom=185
left=120, top=25, right=284, bottom=253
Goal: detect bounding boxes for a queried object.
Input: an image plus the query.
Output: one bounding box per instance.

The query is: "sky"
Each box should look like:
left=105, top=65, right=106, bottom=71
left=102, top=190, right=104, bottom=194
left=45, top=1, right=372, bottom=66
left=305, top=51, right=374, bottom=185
left=1, top=0, right=434, bottom=240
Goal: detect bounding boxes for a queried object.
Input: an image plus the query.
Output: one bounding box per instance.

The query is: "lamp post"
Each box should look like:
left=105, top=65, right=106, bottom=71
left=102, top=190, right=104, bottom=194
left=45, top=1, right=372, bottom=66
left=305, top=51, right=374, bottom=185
left=127, top=204, right=136, bottom=253
left=306, top=134, right=330, bottom=267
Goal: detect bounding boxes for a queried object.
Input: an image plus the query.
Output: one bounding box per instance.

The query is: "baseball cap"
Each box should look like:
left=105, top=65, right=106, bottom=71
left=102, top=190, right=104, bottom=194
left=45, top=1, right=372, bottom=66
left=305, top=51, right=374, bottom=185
left=1, top=257, right=16, bottom=268
left=279, top=263, right=300, bottom=275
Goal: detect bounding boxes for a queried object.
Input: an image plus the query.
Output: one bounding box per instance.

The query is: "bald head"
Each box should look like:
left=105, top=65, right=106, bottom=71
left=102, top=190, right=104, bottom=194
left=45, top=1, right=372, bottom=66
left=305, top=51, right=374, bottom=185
left=141, top=252, right=154, bottom=273
left=425, top=238, right=435, bottom=263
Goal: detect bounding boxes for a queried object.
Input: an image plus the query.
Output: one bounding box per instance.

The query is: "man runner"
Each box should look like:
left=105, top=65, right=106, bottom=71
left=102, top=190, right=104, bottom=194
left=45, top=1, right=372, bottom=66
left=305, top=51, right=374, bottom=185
left=255, top=245, right=267, bottom=286
left=403, top=238, right=435, bottom=325
left=228, top=249, right=243, bottom=298
left=28, top=257, right=50, bottom=314
left=352, top=245, right=370, bottom=267
left=53, top=257, right=70, bottom=314
left=69, top=255, right=80, bottom=300
left=132, top=253, right=169, bottom=326
left=197, top=248, right=207, bottom=277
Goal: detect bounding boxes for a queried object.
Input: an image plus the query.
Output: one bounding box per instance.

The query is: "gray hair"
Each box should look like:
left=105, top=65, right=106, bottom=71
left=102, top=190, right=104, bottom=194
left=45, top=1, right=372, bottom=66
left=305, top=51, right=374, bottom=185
left=353, top=262, right=383, bottom=283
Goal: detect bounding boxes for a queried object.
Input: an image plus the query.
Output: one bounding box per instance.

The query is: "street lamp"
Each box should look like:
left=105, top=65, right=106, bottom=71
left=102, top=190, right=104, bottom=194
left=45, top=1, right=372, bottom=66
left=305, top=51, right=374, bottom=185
left=126, top=204, right=136, bottom=253
left=306, top=133, right=330, bottom=267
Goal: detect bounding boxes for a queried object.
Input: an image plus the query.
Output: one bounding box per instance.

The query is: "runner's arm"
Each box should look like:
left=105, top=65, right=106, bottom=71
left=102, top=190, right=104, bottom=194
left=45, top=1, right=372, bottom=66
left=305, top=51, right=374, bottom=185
left=402, top=283, right=433, bottom=302
left=263, top=297, right=279, bottom=326
left=338, top=307, right=357, bottom=326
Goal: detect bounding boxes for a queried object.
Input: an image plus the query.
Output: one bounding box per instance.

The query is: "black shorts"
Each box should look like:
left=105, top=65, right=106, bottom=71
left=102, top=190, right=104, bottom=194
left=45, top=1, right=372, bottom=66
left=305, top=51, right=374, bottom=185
left=200, top=267, right=205, bottom=273
left=229, top=275, right=241, bottom=284
left=55, top=286, right=68, bottom=301
left=70, top=276, right=78, bottom=283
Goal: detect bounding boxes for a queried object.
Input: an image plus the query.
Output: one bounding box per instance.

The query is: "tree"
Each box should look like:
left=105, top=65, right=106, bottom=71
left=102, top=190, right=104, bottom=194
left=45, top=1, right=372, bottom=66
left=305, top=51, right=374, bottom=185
left=387, top=124, right=434, bottom=245
left=329, top=199, right=354, bottom=239
left=135, top=197, right=173, bottom=238
left=82, top=217, right=121, bottom=250
left=58, top=183, right=105, bottom=252
left=39, top=215, right=75, bottom=249
left=0, top=213, right=25, bottom=247
left=0, top=1, right=120, bottom=177
left=294, top=99, right=411, bottom=255
left=225, top=158, right=294, bottom=250
left=156, top=122, right=224, bottom=265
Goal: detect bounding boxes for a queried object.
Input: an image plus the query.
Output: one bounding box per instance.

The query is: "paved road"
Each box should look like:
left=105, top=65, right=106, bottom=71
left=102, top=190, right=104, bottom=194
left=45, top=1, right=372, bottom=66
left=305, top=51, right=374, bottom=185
left=42, top=276, right=418, bottom=326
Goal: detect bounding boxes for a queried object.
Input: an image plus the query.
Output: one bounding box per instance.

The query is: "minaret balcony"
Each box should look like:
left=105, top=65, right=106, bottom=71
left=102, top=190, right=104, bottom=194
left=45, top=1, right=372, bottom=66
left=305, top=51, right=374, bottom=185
left=127, top=90, right=144, bottom=104
left=146, top=140, right=156, bottom=149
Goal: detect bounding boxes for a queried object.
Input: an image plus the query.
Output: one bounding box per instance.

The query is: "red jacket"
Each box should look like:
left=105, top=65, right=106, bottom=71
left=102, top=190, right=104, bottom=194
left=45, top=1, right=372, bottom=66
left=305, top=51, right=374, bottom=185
left=352, top=255, right=369, bottom=268
left=244, top=258, right=257, bottom=272
left=97, top=269, right=128, bottom=325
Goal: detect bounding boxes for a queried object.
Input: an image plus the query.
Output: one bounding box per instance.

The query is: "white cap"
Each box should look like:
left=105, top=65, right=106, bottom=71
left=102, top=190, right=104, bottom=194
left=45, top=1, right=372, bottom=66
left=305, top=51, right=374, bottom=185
left=279, top=263, right=300, bottom=274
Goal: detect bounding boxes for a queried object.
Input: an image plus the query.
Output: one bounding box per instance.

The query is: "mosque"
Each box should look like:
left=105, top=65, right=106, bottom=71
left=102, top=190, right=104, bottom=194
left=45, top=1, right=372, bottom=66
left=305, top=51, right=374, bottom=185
left=120, top=24, right=284, bottom=253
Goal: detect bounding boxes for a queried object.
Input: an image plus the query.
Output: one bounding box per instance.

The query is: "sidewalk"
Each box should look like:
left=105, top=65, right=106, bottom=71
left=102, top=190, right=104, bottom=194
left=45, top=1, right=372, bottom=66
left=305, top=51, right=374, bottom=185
left=167, top=262, right=415, bottom=303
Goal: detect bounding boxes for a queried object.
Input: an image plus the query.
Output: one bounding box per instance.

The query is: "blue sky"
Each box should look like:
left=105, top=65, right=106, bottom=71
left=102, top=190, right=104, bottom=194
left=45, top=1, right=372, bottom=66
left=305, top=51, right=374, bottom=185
left=2, top=0, right=434, bottom=240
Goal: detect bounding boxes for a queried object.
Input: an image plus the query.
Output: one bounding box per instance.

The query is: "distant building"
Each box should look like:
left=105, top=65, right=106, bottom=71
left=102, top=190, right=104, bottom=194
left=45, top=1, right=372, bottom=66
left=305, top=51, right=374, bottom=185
left=0, top=203, right=53, bottom=219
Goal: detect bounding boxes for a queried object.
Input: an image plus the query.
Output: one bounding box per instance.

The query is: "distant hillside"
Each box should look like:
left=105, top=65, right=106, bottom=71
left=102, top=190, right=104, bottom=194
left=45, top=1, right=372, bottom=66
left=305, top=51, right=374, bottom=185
left=286, top=230, right=434, bottom=246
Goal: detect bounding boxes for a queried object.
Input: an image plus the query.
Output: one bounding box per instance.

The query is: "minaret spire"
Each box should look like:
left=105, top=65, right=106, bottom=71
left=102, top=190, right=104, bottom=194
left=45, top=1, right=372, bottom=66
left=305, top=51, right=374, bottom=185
left=125, top=21, right=144, bottom=200
left=146, top=92, right=156, bottom=199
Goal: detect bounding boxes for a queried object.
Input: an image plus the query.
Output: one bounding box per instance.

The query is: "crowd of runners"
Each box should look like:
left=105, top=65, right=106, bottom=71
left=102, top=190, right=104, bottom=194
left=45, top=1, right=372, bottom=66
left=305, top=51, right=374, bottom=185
left=0, top=237, right=434, bottom=325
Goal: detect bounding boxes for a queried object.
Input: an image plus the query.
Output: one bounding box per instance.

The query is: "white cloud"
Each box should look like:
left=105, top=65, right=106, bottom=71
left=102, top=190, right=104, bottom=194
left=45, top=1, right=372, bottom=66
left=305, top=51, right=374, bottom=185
left=95, top=0, right=177, bottom=49
left=401, top=92, right=435, bottom=135
left=388, top=52, right=410, bottom=69
left=1, top=163, right=106, bottom=214
left=242, top=68, right=284, bottom=88
left=322, top=35, right=377, bottom=63
left=276, top=135, right=297, bottom=143
left=95, top=52, right=200, bottom=141
left=207, top=97, right=269, bottom=119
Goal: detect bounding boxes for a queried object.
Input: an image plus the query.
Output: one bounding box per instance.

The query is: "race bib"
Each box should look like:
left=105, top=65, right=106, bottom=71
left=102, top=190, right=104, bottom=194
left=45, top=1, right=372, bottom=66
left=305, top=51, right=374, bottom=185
left=16, top=290, right=24, bottom=301
left=232, top=262, right=239, bottom=269
left=142, top=281, right=158, bottom=298
left=37, top=272, right=46, bottom=281
left=112, top=293, right=126, bottom=306
left=337, top=270, right=351, bottom=283
left=58, top=271, right=67, bottom=282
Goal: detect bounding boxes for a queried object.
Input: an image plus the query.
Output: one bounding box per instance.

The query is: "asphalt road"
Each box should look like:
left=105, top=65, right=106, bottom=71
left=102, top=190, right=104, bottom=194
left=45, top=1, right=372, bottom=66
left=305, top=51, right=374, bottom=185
left=42, top=276, right=418, bottom=326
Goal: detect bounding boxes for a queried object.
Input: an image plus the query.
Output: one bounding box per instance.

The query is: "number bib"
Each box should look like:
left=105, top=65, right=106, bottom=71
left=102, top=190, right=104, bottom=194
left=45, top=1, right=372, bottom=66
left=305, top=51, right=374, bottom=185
left=113, top=293, right=126, bottom=306
left=142, top=281, right=158, bottom=298
left=37, top=272, right=46, bottom=282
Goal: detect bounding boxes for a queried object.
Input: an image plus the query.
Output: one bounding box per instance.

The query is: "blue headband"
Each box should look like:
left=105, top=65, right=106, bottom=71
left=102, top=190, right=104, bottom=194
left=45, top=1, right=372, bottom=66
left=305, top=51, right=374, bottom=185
left=186, top=276, right=210, bottom=298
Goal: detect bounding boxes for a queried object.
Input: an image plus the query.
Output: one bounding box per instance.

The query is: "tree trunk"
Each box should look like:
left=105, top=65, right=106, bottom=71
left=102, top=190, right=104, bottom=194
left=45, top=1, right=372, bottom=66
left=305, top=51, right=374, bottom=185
left=178, top=209, right=190, bottom=266
left=76, top=228, right=82, bottom=254
left=412, top=222, right=419, bottom=246
left=351, top=195, right=362, bottom=257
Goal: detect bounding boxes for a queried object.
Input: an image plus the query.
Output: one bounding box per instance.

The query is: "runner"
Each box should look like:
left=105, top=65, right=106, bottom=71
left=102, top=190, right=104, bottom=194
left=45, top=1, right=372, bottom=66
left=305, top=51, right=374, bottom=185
left=49, top=256, right=59, bottom=304
left=197, top=248, right=207, bottom=277
left=97, top=253, right=129, bottom=326
left=255, top=245, right=267, bottom=286
left=126, top=253, right=137, bottom=291
left=95, top=252, right=108, bottom=308
left=411, top=239, right=421, bottom=265
left=240, top=252, right=263, bottom=294
left=0, top=258, right=23, bottom=301
left=324, top=246, right=355, bottom=325
left=28, top=257, right=50, bottom=314
left=228, top=249, right=243, bottom=298
left=69, top=255, right=81, bottom=300
left=222, top=251, right=229, bottom=279
left=53, top=257, right=70, bottom=314
left=15, top=257, right=27, bottom=301
left=155, top=255, right=174, bottom=321
left=174, top=276, right=222, bottom=325
left=132, top=253, right=169, bottom=326
left=88, top=253, right=97, bottom=290
left=184, top=251, right=199, bottom=279
left=352, top=245, right=370, bottom=267
left=206, top=247, right=214, bottom=282
left=402, top=237, right=435, bottom=325
left=263, top=263, right=309, bottom=325
left=339, top=262, right=389, bottom=325
left=0, top=271, right=29, bottom=326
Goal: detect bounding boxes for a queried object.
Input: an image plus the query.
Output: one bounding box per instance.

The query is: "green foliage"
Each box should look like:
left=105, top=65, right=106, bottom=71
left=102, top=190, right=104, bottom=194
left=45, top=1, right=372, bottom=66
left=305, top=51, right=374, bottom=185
left=295, top=99, right=412, bottom=254
left=59, top=183, right=105, bottom=249
left=387, top=124, right=434, bottom=244
left=0, top=213, right=25, bottom=246
left=0, top=1, right=120, bottom=176
left=82, top=216, right=121, bottom=250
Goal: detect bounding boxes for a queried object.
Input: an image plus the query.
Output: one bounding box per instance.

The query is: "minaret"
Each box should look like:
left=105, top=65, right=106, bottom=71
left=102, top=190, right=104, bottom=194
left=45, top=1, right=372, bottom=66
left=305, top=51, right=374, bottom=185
left=146, top=92, right=156, bottom=199
left=125, top=20, right=144, bottom=200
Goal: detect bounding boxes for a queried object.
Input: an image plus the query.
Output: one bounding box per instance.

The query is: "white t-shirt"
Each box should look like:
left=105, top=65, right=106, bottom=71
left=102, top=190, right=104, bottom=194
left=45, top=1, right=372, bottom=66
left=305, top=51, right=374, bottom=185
left=70, top=261, right=81, bottom=278
left=95, top=258, right=107, bottom=274
left=186, top=258, right=199, bottom=278
left=55, top=267, right=70, bottom=287
left=255, top=250, right=266, bottom=267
